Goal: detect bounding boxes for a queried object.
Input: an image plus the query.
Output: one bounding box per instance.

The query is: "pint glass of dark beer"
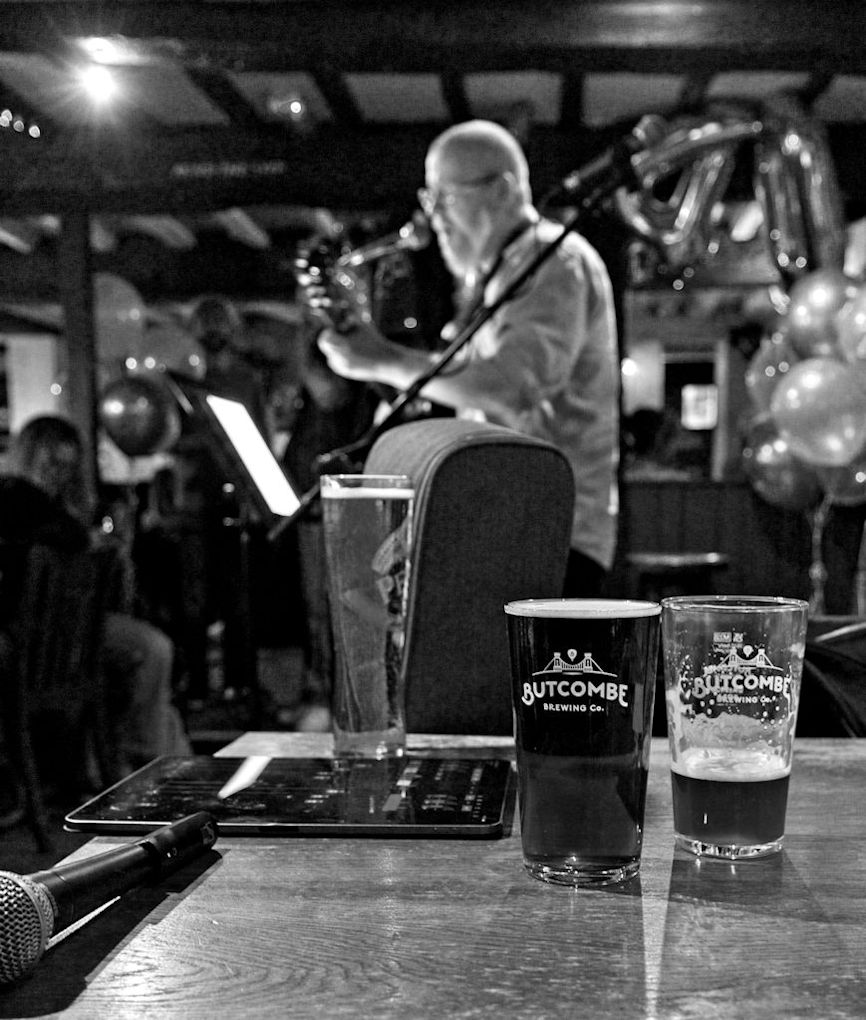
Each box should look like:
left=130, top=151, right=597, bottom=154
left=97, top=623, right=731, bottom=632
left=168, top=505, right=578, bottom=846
left=504, top=598, right=661, bottom=887
left=661, top=596, right=808, bottom=859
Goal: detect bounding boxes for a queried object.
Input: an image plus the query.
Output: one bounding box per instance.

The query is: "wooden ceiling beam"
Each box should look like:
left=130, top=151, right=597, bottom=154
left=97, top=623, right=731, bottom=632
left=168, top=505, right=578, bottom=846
left=439, top=70, right=471, bottom=124
left=185, top=68, right=262, bottom=125
left=309, top=64, right=364, bottom=126
left=0, top=122, right=624, bottom=213
left=3, top=2, right=866, bottom=72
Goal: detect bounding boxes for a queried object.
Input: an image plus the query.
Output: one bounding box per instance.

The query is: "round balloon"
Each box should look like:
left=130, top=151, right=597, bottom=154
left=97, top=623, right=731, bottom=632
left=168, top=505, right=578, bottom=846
left=785, top=268, right=857, bottom=360
left=94, top=272, right=147, bottom=364
left=741, top=415, right=822, bottom=511
left=836, top=284, right=866, bottom=364
left=818, top=454, right=866, bottom=507
left=770, top=357, right=866, bottom=467
left=744, top=328, right=799, bottom=415
left=98, top=374, right=181, bottom=457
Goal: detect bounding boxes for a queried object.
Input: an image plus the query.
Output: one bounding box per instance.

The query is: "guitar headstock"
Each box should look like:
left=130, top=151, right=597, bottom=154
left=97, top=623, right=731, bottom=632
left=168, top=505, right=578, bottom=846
left=294, top=238, right=373, bottom=334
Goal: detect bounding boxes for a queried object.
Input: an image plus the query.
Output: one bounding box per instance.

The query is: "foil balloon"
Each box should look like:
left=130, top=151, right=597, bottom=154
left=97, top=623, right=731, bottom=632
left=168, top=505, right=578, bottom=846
left=741, top=414, right=822, bottom=512
left=836, top=284, right=866, bottom=364
left=770, top=357, right=866, bottom=467
left=98, top=373, right=181, bottom=457
left=744, top=328, right=800, bottom=415
left=612, top=107, right=761, bottom=269
left=614, top=95, right=845, bottom=285
left=818, top=454, right=866, bottom=507
left=614, top=146, right=736, bottom=268
left=94, top=272, right=147, bottom=365
left=785, top=268, right=857, bottom=359
left=754, top=96, right=846, bottom=281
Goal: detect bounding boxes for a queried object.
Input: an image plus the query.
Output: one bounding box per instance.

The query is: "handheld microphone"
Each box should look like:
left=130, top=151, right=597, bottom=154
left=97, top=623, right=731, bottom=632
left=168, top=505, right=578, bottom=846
left=0, top=811, right=218, bottom=984
left=558, top=114, right=669, bottom=197
left=337, top=211, right=431, bottom=268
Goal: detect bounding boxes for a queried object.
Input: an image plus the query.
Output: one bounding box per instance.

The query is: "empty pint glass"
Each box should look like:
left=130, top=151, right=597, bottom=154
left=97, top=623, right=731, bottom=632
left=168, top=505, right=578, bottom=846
left=661, top=596, right=808, bottom=859
left=505, top=599, right=660, bottom=887
left=322, top=475, right=414, bottom=757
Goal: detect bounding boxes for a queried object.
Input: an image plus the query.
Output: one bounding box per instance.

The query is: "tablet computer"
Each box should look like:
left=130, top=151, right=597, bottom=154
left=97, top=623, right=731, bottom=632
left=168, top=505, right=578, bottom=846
left=65, top=755, right=515, bottom=839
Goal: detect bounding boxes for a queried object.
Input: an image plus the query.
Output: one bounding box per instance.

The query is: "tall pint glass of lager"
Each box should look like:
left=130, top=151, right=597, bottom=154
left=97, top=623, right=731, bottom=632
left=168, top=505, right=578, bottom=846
left=505, top=599, right=660, bottom=887
left=661, top=596, right=808, bottom=859
left=322, top=474, right=414, bottom=758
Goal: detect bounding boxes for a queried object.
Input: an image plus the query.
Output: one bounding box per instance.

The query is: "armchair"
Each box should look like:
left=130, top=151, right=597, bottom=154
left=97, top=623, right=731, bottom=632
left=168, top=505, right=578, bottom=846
left=364, top=418, right=575, bottom=734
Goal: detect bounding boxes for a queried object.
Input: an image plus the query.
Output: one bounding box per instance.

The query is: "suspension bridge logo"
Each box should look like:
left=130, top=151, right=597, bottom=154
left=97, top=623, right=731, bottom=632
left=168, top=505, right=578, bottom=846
left=521, top=650, right=628, bottom=710
left=682, top=636, right=792, bottom=717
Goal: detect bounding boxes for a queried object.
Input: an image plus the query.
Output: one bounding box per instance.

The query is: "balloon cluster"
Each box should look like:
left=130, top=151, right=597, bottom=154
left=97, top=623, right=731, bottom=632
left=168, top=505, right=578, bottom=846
left=94, top=273, right=199, bottom=459
left=613, top=93, right=862, bottom=515
left=613, top=94, right=861, bottom=611
left=742, top=269, right=866, bottom=513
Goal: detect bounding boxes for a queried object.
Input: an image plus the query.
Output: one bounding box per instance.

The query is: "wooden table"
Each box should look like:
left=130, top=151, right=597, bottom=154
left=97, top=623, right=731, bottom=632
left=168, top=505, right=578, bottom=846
left=2, top=735, right=865, bottom=1019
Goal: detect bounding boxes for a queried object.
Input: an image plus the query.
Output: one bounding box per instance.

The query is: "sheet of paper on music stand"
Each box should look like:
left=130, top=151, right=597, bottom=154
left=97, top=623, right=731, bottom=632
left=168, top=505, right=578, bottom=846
left=206, top=395, right=301, bottom=518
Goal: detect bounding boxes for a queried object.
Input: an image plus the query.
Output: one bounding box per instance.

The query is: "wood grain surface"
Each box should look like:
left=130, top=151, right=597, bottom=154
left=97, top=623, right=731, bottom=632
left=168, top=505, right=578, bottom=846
left=1, top=736, right=864, bottom=1019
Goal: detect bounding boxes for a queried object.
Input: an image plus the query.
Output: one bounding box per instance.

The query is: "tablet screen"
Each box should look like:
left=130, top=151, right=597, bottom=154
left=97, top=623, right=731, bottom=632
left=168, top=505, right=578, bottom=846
left=65, top=755, right=515, bottom=839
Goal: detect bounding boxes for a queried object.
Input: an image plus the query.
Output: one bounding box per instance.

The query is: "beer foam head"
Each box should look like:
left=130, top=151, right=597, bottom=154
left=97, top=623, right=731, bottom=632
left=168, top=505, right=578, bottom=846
left=505, top=598, right=660, bottom=619
left=673, top=745, right=791, bottom=782
left=321, top=474, right=413, bottom=500
left=321, top=487, right=413, bottom=499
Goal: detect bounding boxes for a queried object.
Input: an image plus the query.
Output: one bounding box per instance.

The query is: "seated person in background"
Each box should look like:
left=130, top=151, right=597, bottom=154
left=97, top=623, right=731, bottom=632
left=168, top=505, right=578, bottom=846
left=0, top=415, right=191, bottom=773
left=189, top=294, right=271, bottom=439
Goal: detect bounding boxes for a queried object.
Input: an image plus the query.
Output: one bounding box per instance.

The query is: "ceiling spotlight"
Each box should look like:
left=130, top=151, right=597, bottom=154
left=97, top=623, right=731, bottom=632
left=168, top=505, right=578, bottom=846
left=267, top=93, right=307, bottom=121
left=77, top=64, right=119, bottom=104
left=79, top=36, right=133, bottom=64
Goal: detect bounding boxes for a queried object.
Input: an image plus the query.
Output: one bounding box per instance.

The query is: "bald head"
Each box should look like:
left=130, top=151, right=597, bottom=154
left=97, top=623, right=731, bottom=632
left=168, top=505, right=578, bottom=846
left=422, top=120, right=535, bottom=278
left=426, top=120, right=532, bottom=203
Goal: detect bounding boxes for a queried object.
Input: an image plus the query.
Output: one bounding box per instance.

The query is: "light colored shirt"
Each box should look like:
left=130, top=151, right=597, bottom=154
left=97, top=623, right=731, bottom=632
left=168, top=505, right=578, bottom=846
left=450, top=216, right=620, bottom=569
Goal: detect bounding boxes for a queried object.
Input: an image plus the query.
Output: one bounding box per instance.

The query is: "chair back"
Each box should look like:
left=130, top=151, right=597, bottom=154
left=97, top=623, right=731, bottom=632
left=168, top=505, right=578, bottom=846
left=0, top=542, right=124, bottom=849
left=364, top=419, right=574, bottom=734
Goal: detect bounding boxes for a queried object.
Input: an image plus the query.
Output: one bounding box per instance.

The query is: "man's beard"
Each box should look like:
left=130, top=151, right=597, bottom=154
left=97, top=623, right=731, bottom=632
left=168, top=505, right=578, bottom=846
left=435, top=229, right=476, bottom=280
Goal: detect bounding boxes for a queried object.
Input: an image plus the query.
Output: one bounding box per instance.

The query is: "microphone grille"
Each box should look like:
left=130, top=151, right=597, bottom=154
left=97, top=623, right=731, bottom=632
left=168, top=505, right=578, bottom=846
left=0, top=872, right=56, bottom=983
left=401, top=213, right=431, bottom=252
left=634, top=114, right=668, bottom=150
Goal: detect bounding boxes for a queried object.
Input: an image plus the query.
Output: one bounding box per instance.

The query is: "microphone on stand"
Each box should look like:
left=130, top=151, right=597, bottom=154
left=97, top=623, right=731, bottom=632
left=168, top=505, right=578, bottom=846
left=337, top=211, right=431, bottom=268
left=556, top=114, right=669, bottom=198
left=0, top=811, right=218, bottom=984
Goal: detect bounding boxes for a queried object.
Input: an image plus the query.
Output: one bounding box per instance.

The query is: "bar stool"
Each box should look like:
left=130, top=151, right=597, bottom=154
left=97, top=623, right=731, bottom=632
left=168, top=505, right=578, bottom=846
left=626, top=551, right=729, bottom=602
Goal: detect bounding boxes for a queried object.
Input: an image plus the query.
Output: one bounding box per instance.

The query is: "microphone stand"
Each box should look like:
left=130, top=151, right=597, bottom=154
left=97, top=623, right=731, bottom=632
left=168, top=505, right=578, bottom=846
left=269, top=174, right=617, bottom=544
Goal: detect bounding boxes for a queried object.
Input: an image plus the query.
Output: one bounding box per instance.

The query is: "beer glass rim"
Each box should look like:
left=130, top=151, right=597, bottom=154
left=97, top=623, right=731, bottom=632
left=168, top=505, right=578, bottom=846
left=321, top=474, right=414, bottom=496
left=504, top=598, right=660, bottom=618
left=661, top=595, right=809, bottom=613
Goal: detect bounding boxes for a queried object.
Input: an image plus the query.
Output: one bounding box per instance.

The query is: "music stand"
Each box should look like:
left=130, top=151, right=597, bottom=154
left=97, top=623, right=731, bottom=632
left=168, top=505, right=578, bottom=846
left=165, top=371, right=308, bottom=723
left=165, top=371, right=306, bottom=529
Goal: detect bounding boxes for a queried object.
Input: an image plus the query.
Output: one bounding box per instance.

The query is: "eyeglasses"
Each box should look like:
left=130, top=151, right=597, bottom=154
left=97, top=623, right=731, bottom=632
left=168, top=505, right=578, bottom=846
left=417, top=173, right=503, bottom=217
